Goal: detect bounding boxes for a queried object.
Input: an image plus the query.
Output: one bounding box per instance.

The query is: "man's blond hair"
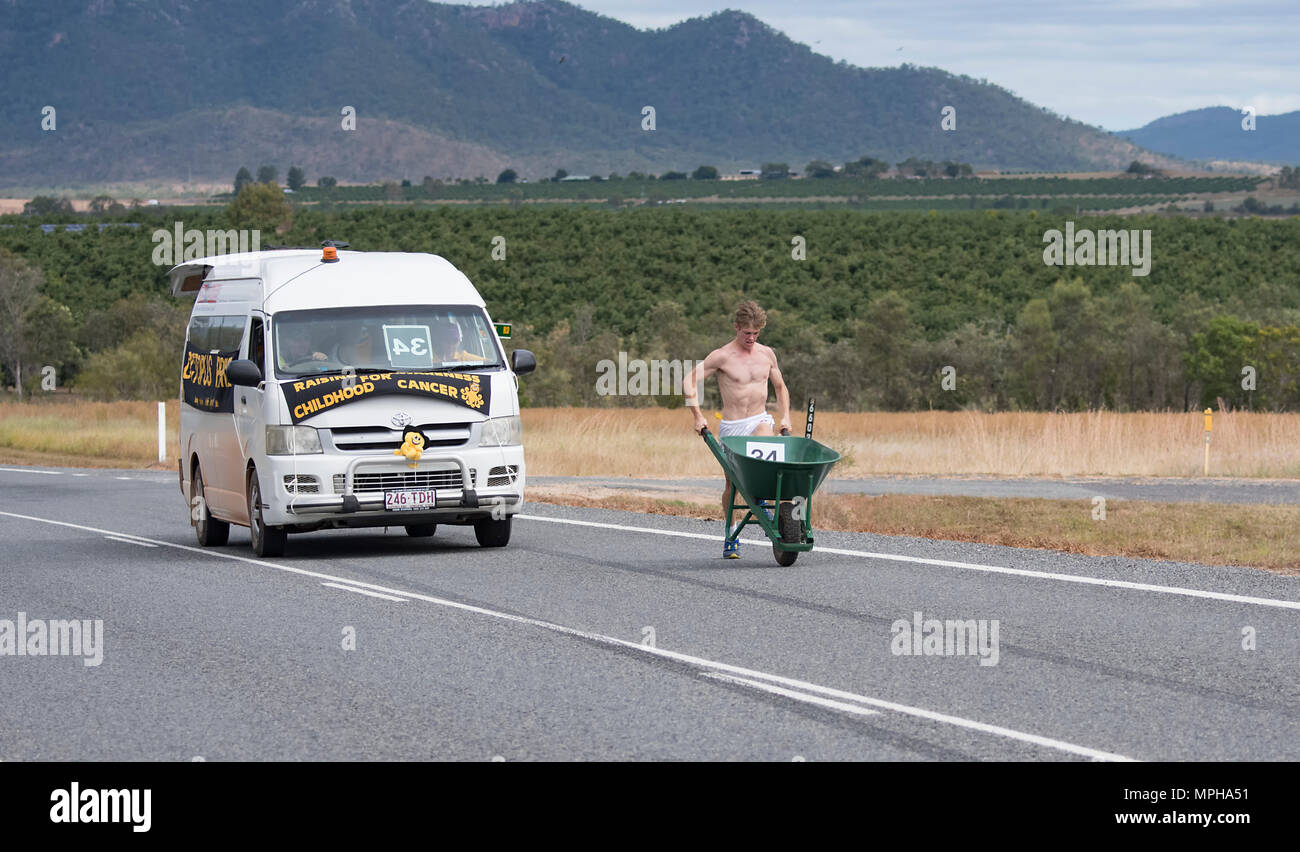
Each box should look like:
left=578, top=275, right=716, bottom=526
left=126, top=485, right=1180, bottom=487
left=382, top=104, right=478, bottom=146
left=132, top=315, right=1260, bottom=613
left=734, top=300, right=767, bottom=330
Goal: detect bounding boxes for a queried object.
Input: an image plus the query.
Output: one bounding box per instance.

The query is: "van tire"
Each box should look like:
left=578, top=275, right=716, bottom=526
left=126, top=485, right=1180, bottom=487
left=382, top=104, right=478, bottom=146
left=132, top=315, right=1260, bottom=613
left=192, top=466, right=230, bottom=547
left=248, top=470, right=287, bottom=557
left=404, top=524, right=437, bottom=538
left=473, top=517, right=511, bottom=547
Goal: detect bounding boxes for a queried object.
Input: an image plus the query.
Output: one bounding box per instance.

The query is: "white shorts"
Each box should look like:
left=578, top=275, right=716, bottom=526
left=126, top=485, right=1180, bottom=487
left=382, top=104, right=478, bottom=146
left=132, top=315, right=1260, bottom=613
left=719, top=411, right=774, bottom=437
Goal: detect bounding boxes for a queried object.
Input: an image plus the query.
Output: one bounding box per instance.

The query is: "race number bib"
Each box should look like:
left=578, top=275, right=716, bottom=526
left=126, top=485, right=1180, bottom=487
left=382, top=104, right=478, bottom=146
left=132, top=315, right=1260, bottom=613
left=746, top=441, right=785, bottom=462
left=383, top=325, right=434, bottom=368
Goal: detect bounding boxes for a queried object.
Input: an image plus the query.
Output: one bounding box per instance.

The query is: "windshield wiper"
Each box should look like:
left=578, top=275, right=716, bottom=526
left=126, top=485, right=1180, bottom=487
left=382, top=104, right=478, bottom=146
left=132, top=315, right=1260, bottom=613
left=429, top=363, right=498, bottom=372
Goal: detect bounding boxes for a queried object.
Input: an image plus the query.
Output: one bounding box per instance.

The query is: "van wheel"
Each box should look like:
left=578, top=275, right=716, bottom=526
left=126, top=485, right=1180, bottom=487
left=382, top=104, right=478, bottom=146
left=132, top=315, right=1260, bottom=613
left=404, top=524, right=437, bottom=538
left=473, top=517, right=511, bottom=547
left=192, top=466, right=229, bottom=547
left=248, top=470, right=287, bottom=557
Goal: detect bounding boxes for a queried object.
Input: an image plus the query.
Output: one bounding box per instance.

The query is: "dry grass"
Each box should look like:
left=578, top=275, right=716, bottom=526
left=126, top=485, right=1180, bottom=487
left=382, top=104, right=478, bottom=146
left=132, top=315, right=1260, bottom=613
left=2, top=402, right=1299, bottom=479
left=0, top=398, right=181, bottom=468
left=528, top=488, right=1300, bottom=574
left=521, top=408, right=1300, bottom=478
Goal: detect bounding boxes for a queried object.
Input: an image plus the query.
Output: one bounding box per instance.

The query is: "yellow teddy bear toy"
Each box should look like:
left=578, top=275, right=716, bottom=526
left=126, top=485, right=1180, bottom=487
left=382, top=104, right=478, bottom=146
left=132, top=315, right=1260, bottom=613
left=395, top=427, right=426, bottom=469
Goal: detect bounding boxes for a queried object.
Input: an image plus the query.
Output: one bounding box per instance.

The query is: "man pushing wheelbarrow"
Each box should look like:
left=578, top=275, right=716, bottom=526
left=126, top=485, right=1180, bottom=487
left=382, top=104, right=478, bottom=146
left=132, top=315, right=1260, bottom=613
left=685, top=301, right=840, bottom=564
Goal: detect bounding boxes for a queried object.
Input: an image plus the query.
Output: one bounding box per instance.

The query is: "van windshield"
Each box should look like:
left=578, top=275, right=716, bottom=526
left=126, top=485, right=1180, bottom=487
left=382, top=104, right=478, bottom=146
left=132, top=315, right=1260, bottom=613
left=272, top=305, right=504, bottom=378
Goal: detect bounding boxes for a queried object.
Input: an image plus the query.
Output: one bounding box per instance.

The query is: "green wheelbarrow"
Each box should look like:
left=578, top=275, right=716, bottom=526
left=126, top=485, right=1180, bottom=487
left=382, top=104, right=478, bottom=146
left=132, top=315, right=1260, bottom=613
left=700, top=426, right=842, bottom=566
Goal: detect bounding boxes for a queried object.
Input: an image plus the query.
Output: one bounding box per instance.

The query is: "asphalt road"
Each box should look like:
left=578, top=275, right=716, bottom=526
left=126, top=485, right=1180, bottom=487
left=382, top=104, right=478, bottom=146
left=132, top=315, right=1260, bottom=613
left=2, top=464, right=1298, bottom=761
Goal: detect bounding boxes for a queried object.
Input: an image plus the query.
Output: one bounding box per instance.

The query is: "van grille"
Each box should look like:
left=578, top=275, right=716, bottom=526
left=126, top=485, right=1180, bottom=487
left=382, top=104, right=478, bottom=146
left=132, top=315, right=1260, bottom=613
left=333, top=469, right=475, bottom=493
left=329, top=423, right=471, bottom=452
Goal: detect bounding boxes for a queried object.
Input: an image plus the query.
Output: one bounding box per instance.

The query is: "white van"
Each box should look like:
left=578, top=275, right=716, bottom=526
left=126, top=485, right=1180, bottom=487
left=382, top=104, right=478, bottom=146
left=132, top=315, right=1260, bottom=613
left=170, top=244, right=534, bottom=556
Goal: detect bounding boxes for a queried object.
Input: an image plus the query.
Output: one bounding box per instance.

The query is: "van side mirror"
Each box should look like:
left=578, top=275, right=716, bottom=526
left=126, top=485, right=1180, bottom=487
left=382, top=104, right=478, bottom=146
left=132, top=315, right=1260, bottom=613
left=225, top=359, right=263, bottom=387
left=510, top=349, right=537, bottom=376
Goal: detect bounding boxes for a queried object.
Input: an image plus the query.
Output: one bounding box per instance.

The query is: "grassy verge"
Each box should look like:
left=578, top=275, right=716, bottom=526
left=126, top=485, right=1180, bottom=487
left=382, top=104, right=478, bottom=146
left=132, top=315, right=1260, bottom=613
left=3, top=401, right=1300, bottom=478
left=527, top=488, right=1300, bottom=574
left=0, top=399, right=181, bottom=468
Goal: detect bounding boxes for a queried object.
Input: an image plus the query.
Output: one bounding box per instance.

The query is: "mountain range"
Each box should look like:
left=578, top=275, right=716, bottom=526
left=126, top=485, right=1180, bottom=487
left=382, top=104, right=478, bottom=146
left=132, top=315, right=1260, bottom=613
left=0, top=0, right=1214, bottom=187
left=1117, top=107, right=1300, bottom=165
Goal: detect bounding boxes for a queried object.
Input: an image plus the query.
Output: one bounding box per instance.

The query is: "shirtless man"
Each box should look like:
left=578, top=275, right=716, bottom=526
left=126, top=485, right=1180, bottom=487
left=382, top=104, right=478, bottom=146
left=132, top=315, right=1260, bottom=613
left=684, top=300, right=791, bottom=558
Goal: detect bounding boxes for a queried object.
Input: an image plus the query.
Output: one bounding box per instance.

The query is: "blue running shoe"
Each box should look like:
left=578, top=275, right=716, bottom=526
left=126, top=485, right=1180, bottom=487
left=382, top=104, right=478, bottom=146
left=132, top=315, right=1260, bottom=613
left=722, top=538, right=741, bottom=559
left=757, top=501, right=775, bottom=521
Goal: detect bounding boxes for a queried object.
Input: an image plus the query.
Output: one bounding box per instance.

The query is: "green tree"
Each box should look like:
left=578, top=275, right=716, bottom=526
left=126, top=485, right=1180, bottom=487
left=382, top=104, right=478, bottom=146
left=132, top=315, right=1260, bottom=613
left=855, top=291, right=914, bottom=409
left=234, top=167, right=254, bottom=194
left=1185, top=314, right=1259, bottom=409
left=0, top=252, right=43, bottom=400
left=20, top=295, right=79, bottom=396
left=1012, top=298, right=1057, bottom=409
left=691, top=165, right=719, bottom=180
left=286, top=166, right=306, bottom=191
left=1107, top=281, right=1179, bottom=410
left=256, top=165, right=278, bottom=185
left=227, top=182, right=293, bottom=232
left=75, top=330, right=177, bottom=401
left=805, top=160, right=836, bottom=178
left=843, top=156, right=888, bottom=178
left=553, top=169, right=568, bottom=181
left=760, top=163, right=790, bottom=180
left=316, top=176, right=337, bottom=189
left=22, top=196, right=74, bottom=217
left=1254, top=325, right=1300, bottom=411
left=88, top=195, right=124, bottom=214
left=1045, top=278, right=1108, bottom=409
left=496, top=169, right=518, bottom=184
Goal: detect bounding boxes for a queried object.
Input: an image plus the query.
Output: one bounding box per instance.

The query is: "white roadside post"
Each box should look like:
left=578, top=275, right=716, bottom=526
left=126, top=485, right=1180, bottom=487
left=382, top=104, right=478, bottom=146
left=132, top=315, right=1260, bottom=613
left=158, top=402, right=167, bottom=463
left=1203, top=407, right=1212, bottom=476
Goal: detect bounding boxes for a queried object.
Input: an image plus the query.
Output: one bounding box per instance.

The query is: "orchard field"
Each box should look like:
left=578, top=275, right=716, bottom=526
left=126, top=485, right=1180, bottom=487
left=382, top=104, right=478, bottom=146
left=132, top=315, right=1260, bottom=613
left=2, top=204, right=1299, bottom=412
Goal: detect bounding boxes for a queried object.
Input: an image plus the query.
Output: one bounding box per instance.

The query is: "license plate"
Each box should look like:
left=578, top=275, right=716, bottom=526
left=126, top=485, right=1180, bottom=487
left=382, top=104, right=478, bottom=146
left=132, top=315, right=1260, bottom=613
left=385, top=489, right=438, bottom=511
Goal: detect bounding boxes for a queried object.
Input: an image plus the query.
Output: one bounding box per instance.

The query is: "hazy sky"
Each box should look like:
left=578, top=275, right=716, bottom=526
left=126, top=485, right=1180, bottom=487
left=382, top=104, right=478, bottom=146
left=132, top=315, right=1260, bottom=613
left=461, top=0, right=1300, bottom=130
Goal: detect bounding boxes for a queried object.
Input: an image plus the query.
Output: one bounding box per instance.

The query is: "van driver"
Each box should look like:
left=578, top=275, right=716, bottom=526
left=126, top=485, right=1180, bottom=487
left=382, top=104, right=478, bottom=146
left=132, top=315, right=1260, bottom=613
left=280, top=324, right=327, bottom=367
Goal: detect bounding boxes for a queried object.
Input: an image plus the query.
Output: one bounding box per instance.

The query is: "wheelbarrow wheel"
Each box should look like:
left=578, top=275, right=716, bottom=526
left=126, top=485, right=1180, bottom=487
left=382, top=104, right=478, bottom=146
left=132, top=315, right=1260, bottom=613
left=773, top=501, right=801, bottom=566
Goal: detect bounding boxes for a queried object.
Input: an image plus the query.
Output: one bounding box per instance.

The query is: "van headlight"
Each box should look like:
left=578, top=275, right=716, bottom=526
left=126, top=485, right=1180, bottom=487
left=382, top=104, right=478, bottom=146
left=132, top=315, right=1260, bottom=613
left=479, top=415, right=522, bottom=447
left=266, top=425, right=323, bottom=455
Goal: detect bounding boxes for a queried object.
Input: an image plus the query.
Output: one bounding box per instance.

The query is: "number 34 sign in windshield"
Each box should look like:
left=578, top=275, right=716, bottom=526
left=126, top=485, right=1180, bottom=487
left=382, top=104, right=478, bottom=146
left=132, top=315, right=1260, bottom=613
left=383, top=325, right=433, bottom=368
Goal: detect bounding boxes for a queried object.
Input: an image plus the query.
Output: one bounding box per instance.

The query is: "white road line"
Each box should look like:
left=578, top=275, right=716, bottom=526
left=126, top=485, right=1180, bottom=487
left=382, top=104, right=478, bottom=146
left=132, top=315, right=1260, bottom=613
left=0, top=509, right=1136, bottom=761
left=518, top=514, right=1300, bottom=612
left=702, top=672, right=880, bottom=718
left=321, top=582, right=407, bottom=602
left=104, top=535, right=158, bottom=548
left=0, top=467, right=62, bottom=475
